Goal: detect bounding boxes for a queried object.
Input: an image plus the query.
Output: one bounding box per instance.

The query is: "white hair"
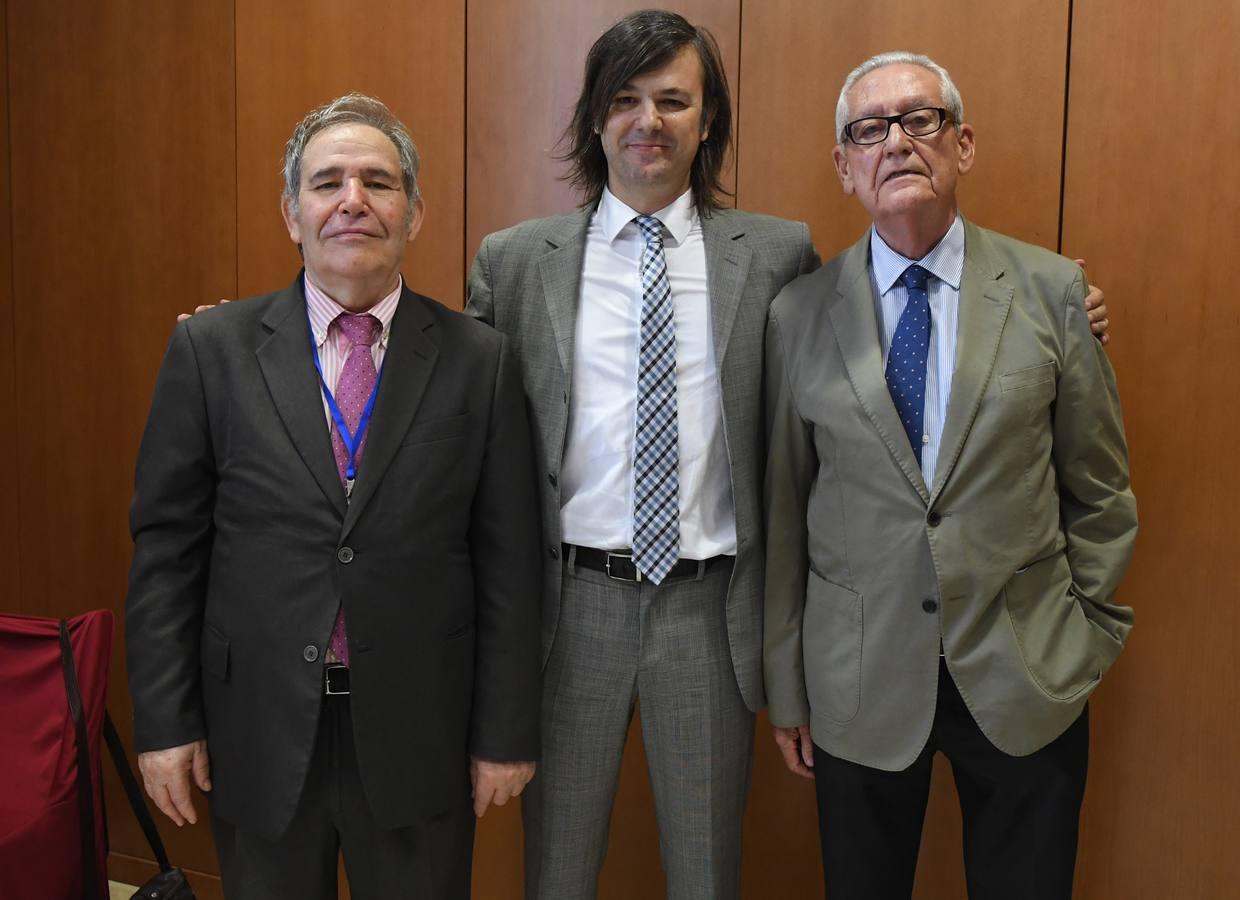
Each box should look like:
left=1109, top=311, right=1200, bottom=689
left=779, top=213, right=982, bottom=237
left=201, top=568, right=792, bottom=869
left=834, top=52, right=964, bottom=143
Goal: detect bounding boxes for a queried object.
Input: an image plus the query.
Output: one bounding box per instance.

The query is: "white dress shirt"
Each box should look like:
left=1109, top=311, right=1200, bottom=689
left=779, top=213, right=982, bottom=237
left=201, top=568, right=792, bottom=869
left=560, top=188, right=737, bottom=559
left=869, top=214, right=965, bottom=492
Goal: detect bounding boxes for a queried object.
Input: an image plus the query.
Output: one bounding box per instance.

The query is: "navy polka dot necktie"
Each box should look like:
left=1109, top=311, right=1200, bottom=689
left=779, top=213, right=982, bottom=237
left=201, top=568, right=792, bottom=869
left=886, top=265, right=931, bottom=467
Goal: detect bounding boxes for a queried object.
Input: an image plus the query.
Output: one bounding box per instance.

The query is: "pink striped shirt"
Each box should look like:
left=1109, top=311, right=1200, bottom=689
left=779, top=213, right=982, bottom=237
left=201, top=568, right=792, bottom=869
left=304, top=274, right=402, bottom=430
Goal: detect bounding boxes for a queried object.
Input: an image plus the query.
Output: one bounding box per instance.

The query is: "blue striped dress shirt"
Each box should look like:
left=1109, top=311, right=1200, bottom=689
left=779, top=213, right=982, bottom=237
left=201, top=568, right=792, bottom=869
left=869, top=215, right=965, bottom=491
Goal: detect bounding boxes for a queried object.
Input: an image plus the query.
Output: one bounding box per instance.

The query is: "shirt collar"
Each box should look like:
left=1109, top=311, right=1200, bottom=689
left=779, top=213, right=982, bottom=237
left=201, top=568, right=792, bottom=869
left=596, top=186, right=697, bottom=247
left=304, top=273, right=402, bottom=347
left=870, top=214, right=965, bottom=295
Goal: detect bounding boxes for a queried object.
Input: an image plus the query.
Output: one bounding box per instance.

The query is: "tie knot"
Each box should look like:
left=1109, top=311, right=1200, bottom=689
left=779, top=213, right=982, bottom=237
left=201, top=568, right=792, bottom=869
left=336, top=313, right=382, bottom=348
left=901, top=265, right=930, bottom=293
left=633, top=215, right=665, bottom=247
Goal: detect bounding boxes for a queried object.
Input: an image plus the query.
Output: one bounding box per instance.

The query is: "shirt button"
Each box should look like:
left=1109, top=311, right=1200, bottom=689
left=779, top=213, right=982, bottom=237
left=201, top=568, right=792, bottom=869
left=337, top=546, right=354, bottom=564
left=922, top=599, right=938, bottom=614
left=922, top=434, right=930, bottom=444
left=303, top=644, right=319, bottom=662
left=927, top=512, right=942, bottom=527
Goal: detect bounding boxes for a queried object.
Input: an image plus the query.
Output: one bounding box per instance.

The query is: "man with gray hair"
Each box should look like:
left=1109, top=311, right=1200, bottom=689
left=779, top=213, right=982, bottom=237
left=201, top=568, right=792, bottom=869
left=125, top=93, right=542, bottom=899
left=763, top=53, right=1136, bottom=898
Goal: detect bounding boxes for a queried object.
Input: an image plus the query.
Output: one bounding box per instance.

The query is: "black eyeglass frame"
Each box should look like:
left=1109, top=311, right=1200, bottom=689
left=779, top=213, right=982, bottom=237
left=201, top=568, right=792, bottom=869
left=843, top=107, right=952, bottom=146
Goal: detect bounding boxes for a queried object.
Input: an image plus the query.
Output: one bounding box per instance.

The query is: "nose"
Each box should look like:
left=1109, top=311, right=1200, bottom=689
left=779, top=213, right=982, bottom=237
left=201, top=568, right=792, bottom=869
left=636, top=98, right=662, bottom=131
left=338, top=178, right=368, bottom=215
left=883, top=120, right=913, bottom=153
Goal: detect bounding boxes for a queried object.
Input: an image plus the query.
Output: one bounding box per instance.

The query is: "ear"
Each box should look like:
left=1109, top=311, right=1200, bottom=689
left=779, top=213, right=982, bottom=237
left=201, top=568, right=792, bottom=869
left=832, top=144, right=855, bottom=196
left=956, top=123, right=976, bottom=176
left=405, top=196, right=427, bottom=244
left=280, top=195, right=301, bottom=243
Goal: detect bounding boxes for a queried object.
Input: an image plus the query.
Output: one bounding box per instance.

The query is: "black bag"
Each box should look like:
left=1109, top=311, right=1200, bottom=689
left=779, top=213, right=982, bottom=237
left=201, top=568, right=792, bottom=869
left=57, top=619, right=195, bottom=900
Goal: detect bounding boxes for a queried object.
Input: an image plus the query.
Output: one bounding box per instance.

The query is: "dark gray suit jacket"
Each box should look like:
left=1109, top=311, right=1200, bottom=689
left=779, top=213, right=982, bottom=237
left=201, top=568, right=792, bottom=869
left=466, top=204, right=818, bottom=712
left=126, top=276, right=542, bottom=839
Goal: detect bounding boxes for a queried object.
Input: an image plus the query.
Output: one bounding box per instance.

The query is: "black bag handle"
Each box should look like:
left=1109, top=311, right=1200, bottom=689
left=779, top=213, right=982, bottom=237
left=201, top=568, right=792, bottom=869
left=58, top=618, right=105, bottom=900
left=102, top=713, right=173, bottom=872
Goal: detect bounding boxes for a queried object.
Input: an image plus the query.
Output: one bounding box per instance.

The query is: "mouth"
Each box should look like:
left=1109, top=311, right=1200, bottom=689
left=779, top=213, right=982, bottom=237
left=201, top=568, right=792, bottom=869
left=326, top=229, right=380, bottom=240
left=883, top=170, right=926, bottom=185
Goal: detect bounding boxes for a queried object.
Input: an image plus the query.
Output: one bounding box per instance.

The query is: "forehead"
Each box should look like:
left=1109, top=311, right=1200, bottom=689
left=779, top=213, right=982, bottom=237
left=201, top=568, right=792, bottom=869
left=301, top=123, right=401, bottom=173
left=847, top=64, right=943, bottom=117
left=619, top=45, right=705, bottom=95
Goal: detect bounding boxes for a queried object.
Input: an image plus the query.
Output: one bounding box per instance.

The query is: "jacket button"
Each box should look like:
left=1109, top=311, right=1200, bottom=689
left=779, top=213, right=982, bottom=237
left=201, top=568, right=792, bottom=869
left=927, top=511, right=942, bottom=527
left=549, top=546, right=560, bottom=560
left=337, top=546, right=354, bottom=564
left=303, top=644, right=319, bottom=662
left=548, top=473, right=557, bottom=486
left=922, top=599, right=938, bottom=613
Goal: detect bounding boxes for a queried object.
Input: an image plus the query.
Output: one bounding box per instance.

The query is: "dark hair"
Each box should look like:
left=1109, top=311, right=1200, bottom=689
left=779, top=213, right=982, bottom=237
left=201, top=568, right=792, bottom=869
left=559, top=9, right=732, bottom=216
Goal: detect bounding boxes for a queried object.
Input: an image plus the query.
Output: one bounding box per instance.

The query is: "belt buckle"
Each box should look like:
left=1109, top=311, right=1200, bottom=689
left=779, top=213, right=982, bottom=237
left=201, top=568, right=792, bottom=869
left=324, top=664, right=350, bottom=696
left=604, top=550, right=641, bottom=582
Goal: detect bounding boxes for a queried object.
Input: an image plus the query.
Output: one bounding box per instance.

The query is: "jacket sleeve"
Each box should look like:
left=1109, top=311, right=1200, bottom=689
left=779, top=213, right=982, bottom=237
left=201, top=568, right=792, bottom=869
left=125, top=322, right=216, bottom=752
left=762, top=306, right=815, bottom=727
left=466, top=333, right=543, bottom=761
left=1052, top=271, right=1138, bottom=668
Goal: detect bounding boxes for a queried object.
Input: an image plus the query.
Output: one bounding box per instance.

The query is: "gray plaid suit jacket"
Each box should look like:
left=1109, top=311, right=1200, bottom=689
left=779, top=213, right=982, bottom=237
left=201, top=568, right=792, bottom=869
left=467, top=203, right=818, bottom=712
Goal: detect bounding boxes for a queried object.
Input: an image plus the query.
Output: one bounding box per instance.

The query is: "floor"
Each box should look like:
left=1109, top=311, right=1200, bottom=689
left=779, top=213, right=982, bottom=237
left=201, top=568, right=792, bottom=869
left=109, top=882, right=139, bottom=899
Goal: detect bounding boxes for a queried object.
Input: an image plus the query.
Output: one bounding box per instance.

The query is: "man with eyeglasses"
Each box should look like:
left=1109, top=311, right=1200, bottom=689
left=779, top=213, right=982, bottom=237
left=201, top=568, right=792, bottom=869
left=763, top=52, right=1137, bottom=899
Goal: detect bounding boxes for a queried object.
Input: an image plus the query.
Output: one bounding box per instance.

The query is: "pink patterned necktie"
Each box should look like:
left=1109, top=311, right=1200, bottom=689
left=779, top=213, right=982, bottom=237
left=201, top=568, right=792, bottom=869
left=327, top=312, right=381, bottom=666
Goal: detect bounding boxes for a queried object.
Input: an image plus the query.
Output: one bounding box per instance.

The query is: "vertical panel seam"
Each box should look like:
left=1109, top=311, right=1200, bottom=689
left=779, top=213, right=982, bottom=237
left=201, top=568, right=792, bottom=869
left=233, top=0, right=240, bottom=299
left=462, top=0, right=469, bottom=300
left=1057, top=0, right=1074, bottom=254
left=3, top=0, right=20, bottom=607
left=733, top=0, right=743, bottom=210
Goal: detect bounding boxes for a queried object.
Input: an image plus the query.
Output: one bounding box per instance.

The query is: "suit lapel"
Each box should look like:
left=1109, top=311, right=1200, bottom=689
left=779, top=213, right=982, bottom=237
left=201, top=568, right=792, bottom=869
left=703, top=209, right=752, bottom=367
left=256, top=278, right=347, bottom=518
left=829, top=235, right=931, bottom=503
left=341, top=287, right=439, bottom=538
left=928, top=222, right=1012, bottom=505
left=537, top=206, right=592, bottom=387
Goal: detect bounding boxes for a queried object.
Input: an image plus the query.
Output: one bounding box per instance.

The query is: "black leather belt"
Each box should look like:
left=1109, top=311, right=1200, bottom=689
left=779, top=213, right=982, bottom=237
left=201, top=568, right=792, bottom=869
left=324, top=664, right=350, bottom=696
left=567, top=545, right=727, bottom=583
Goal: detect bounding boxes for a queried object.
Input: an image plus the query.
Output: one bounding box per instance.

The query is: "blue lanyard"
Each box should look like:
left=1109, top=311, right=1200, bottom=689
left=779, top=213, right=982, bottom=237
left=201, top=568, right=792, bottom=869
left=310, top=322, right=383, bottom=500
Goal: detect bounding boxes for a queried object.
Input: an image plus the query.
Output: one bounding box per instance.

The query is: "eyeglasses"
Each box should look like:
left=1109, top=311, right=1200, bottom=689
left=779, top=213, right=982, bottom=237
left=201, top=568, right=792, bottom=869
left=844, top=107, right=951, bottom=146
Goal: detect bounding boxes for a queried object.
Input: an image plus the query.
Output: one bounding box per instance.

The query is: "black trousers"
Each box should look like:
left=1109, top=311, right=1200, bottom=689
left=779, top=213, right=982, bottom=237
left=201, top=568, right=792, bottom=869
left=814, top=659, right=1089, bottom=900
left=210, top=694, right=475, bottom=900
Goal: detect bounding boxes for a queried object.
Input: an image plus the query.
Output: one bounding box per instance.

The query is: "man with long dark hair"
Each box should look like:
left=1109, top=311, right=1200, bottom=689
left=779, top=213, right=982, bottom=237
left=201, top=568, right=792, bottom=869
left=467, top=10, right=816, bottom=899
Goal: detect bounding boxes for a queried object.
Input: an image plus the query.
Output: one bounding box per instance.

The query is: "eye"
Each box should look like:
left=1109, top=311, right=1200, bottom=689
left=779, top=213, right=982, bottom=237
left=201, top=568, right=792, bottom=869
left=312, top=181, right=339, bottom=191
left=611, top=95, right=637, bottom=108
left=659, top=98, right=688, bottom=110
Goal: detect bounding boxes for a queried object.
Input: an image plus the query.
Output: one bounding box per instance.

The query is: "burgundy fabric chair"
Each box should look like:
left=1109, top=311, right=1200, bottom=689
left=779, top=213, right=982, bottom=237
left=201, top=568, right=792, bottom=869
left=0, top=610, right=113, bottom=900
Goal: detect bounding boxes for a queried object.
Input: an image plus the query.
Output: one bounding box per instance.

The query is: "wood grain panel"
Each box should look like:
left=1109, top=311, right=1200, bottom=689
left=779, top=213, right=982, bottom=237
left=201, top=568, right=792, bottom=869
left=7, top=0, right=236, bottom=878
left=236, top=0, right=466, bottom=307
left=737, top=2, right=1071, bottom=895
left=0, top=0, right=18, bottom=614
left=737, top=0, right=1070, bottom=254
left=466, top=1, right=740, bottom=258
left=1062, top=2, right=1240, bottom=896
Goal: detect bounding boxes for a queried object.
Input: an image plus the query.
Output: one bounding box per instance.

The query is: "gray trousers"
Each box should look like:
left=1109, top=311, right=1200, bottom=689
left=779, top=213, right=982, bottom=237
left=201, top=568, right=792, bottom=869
left=523, top=551, right=754, bottom=900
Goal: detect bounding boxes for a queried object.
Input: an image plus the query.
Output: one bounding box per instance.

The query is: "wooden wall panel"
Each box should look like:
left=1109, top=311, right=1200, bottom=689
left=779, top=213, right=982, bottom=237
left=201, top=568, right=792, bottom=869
left=0, top=0, right=18, bottom=614
left=737, top=0, right=1069, bottom=254
left=1062, top=2, right=1240, bottom=897
left=235, top=0, right=466, bottom=308
left=466, top=1, right=740, bottom=260
left=737, top=2, right=1071, bottom=895
left=6, top=0, right=236, bottom=882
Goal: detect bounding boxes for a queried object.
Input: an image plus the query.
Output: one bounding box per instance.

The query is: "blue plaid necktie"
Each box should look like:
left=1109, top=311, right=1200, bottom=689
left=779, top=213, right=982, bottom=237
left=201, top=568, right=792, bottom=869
left=631, top=215, right=680, bottom=584
left=886, top=264, right=932, bottom=467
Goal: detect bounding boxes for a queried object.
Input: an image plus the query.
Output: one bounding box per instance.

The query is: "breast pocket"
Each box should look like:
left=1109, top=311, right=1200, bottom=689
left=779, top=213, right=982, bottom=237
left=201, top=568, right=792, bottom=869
left=401, top=412, right=469, bottom=447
